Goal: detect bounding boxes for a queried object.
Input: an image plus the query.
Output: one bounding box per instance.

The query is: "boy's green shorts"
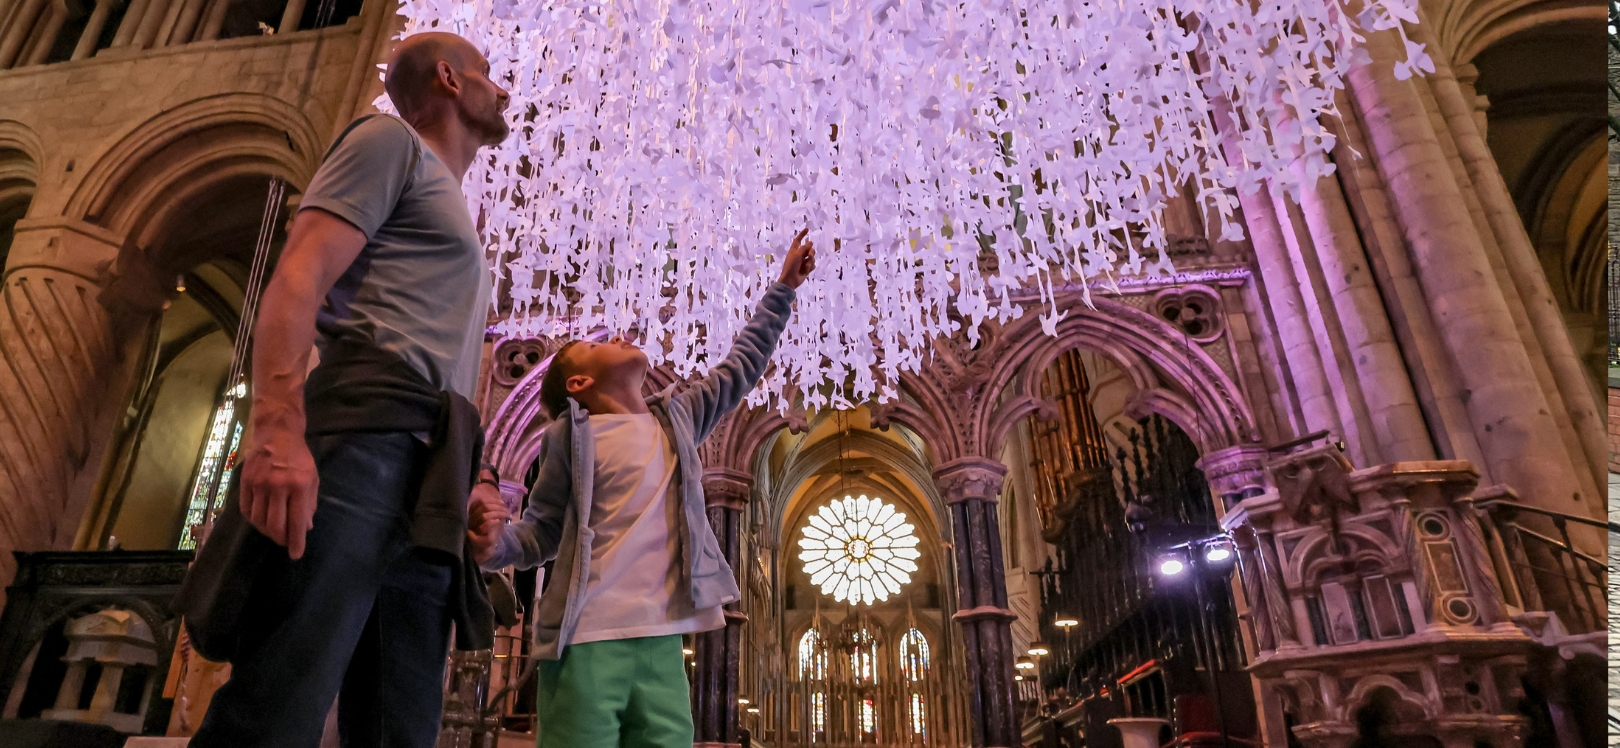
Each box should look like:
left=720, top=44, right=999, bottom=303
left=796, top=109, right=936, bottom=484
left=536, top=634, right=695, bottom=748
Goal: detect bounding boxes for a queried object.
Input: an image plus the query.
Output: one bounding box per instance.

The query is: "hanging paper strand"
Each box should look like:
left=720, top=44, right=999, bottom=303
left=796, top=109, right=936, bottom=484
left=390, top=0, right=1431, bottom=409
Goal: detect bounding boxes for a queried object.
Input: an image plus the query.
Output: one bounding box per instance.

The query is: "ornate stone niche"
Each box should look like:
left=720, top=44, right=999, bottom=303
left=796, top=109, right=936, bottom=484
left=39, top=609, right=159, bottom=734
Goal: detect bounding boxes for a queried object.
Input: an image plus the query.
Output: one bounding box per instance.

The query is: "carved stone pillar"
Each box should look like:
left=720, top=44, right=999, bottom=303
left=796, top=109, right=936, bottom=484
left=1344, top=29, right=1594, bottom=531
left=934, top=457, right=1019, bottom=748
left=693, top=468, right=750, bottom=748
left=0, top=218, right=158, bottom=609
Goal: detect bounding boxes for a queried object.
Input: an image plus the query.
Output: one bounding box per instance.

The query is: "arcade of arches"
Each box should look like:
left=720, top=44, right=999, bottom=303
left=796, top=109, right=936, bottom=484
left=0, top=0, right=1610, bottom=745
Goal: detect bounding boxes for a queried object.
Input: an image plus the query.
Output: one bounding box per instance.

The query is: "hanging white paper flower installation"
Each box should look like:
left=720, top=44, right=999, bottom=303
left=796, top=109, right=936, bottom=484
left=799, top=495, right=922, bottom=605
left=393, top=0, right=1430, bottom=408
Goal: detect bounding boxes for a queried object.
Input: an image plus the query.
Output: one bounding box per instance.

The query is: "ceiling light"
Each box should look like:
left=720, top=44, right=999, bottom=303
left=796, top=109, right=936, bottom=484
left=1028, top=644, right=1049, bottom=656
left=1053, top=618, right=1078, bottom=628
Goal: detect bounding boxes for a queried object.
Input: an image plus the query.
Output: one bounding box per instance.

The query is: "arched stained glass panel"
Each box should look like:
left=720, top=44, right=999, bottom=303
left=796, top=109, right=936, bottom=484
left=899, top=627, right=930, bottom=681
left=849, top=627, right=878, bottom=683
left=810, top=691, right=826, bottom=733
left=797, top=629, right=826, bottom=680
left=910, top=693, right=927, bottom=737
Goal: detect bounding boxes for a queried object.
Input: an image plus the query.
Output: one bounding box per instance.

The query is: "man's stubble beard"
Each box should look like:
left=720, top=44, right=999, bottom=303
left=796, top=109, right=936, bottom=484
left=477, top=102, right=511, bottom=146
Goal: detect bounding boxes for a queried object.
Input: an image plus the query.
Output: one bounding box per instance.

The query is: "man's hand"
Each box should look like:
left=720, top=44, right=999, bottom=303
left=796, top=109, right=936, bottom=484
left=240, top=422, right=320, bottom=559
left=777, top=228, right=817, bottom=289
left=468, top=486, right=509, bottom=566
left=237, top=207, right=368, bottom=560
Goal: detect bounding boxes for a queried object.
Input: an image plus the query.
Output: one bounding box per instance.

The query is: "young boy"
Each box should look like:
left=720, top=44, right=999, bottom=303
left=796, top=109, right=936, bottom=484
left=468, top=230, right=817, bottom=748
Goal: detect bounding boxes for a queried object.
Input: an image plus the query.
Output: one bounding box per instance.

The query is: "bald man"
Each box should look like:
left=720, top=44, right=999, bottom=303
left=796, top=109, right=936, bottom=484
left=188, top=32, right=509, bottom=748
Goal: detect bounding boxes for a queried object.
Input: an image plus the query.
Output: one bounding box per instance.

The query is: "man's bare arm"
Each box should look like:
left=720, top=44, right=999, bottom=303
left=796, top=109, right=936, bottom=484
left=239, top=208, right=367, bottom=559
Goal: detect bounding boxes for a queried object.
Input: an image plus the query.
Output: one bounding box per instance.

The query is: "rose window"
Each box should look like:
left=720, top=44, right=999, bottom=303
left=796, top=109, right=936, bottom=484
left=798, top=495, right=921, bottom=605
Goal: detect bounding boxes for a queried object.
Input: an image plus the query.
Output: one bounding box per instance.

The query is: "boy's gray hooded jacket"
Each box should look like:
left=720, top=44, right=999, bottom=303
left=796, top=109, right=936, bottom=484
left=482, top=282, right=795, bottom=659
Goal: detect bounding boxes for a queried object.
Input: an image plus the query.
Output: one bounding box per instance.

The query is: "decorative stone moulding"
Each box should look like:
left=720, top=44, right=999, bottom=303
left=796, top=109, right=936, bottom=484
left=490, top=338, right=548, bottom=386
left=393, top=0, right=1432, bottom=409
left=1151, top=286, right=1225, bottom=343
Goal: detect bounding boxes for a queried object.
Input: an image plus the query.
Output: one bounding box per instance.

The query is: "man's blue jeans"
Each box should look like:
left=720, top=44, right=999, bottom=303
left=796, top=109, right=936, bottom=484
left=191, top=432, right=453, bottom=748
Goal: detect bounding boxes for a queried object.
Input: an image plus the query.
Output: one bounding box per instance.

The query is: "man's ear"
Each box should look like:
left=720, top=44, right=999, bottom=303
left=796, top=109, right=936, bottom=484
left=564, top=374, right=593, bottom=395
left=435, top=59, right=462, bottom=97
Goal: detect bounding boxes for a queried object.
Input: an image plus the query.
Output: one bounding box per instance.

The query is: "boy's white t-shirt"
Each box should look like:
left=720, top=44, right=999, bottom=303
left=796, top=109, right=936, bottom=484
left=572, top=413, right=725, bottom=643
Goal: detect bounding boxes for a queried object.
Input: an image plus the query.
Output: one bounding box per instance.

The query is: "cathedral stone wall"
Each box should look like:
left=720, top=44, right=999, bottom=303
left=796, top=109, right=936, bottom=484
left=1, top=22, right=371, bottom=218
left=1608, top=380, right=1620, bottom=473
left=0, top=0, right=396, bottom=607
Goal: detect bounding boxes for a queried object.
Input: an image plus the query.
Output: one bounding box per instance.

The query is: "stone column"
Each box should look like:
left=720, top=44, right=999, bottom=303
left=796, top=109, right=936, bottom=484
left=22, top=1, right=65, bottom=66
left=130, top=0, right=172, bottom=48
left=0, top=218, right=161, bottom=609
left=277, top=0, right=306, bottom=34
left=1343, top=31, right=1590, bottom=528
left=71, top=0, right=115, bottom=60
left=0, top=0, right=47, bottom=68
left=1406, top=13, right=1607, bottom=503
left=108, top=0, right=149, bottom=47
left=1285, top=135, right=1435, bottom=464
left=934, top=457, right=1019, bottom=748
left=1206, top=85, right=1344, bottom=447
left=692, top=468, right=750, bottom=748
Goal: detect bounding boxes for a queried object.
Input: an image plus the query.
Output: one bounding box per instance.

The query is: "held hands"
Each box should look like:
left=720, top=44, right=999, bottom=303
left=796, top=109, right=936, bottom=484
left=239, top=420, right=320, bottom=559
left=777, top=228, right=817, bottom=289
left=468, top=479, right=509, bottom=566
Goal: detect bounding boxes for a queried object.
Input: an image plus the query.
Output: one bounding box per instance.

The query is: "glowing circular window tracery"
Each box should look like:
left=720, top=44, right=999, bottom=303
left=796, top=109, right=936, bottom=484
left=798, top=495, right=921, bottom=605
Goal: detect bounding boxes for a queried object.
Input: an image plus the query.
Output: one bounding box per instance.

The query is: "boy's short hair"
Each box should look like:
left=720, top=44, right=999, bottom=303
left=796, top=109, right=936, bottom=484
left=539, top=340, right=582, bottom=419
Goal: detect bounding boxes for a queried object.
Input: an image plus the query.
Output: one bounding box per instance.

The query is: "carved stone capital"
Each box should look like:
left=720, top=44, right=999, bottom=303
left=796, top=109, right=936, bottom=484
left=1196, top=444, right=1271, bottom=506
left=702, top=467, right=752, bottom=510
left=933, top=457, right=1007, bottom=504
left=950, top=605, right=1019, bottom=623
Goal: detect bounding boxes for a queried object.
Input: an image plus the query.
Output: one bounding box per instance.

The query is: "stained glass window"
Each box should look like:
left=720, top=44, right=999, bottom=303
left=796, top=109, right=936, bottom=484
left=810, top=691, right=826, bottom=733
left=860, top=698, right=877, bottom=733
left=797, top=629, right=826, bottom=680
left=178, top=383, right=246, bottom=550
left=798, top=495, right=921, bottom=605
left=910, top=693, right=927, bottom=736
left=849, top=627, right=877, bottom=683
left=899, top=628, right=930, bottom=681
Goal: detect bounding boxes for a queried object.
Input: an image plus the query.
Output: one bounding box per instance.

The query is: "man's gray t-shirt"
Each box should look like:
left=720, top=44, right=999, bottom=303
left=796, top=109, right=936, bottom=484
left=301, top=114, right=491, bottom=398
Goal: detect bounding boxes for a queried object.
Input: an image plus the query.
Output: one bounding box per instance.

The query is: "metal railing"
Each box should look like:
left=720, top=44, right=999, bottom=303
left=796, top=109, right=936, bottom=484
left=1476, top=498, right=1613, bottom=634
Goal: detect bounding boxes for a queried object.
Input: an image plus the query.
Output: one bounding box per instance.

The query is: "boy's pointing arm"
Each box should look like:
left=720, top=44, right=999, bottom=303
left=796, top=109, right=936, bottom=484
left=678, top=229, right=817, bottom=442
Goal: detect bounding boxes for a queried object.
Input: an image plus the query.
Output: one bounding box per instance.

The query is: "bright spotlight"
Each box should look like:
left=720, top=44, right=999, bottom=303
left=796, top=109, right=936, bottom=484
left=1159, top=558, right=1186, bottom=576
left=1028, top=644, right=1049, bottom=656
left=1053, top=618, right=1078, bottom=628
left=747, top=708, right=761, bottom=714
left=738, top=698, right=750, bottom=705
left=1015, top=657, right=1036, bottom=670
left=1203, top=537, right=1235, bottom=564
left=682, top=648, right=694, bottom=655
